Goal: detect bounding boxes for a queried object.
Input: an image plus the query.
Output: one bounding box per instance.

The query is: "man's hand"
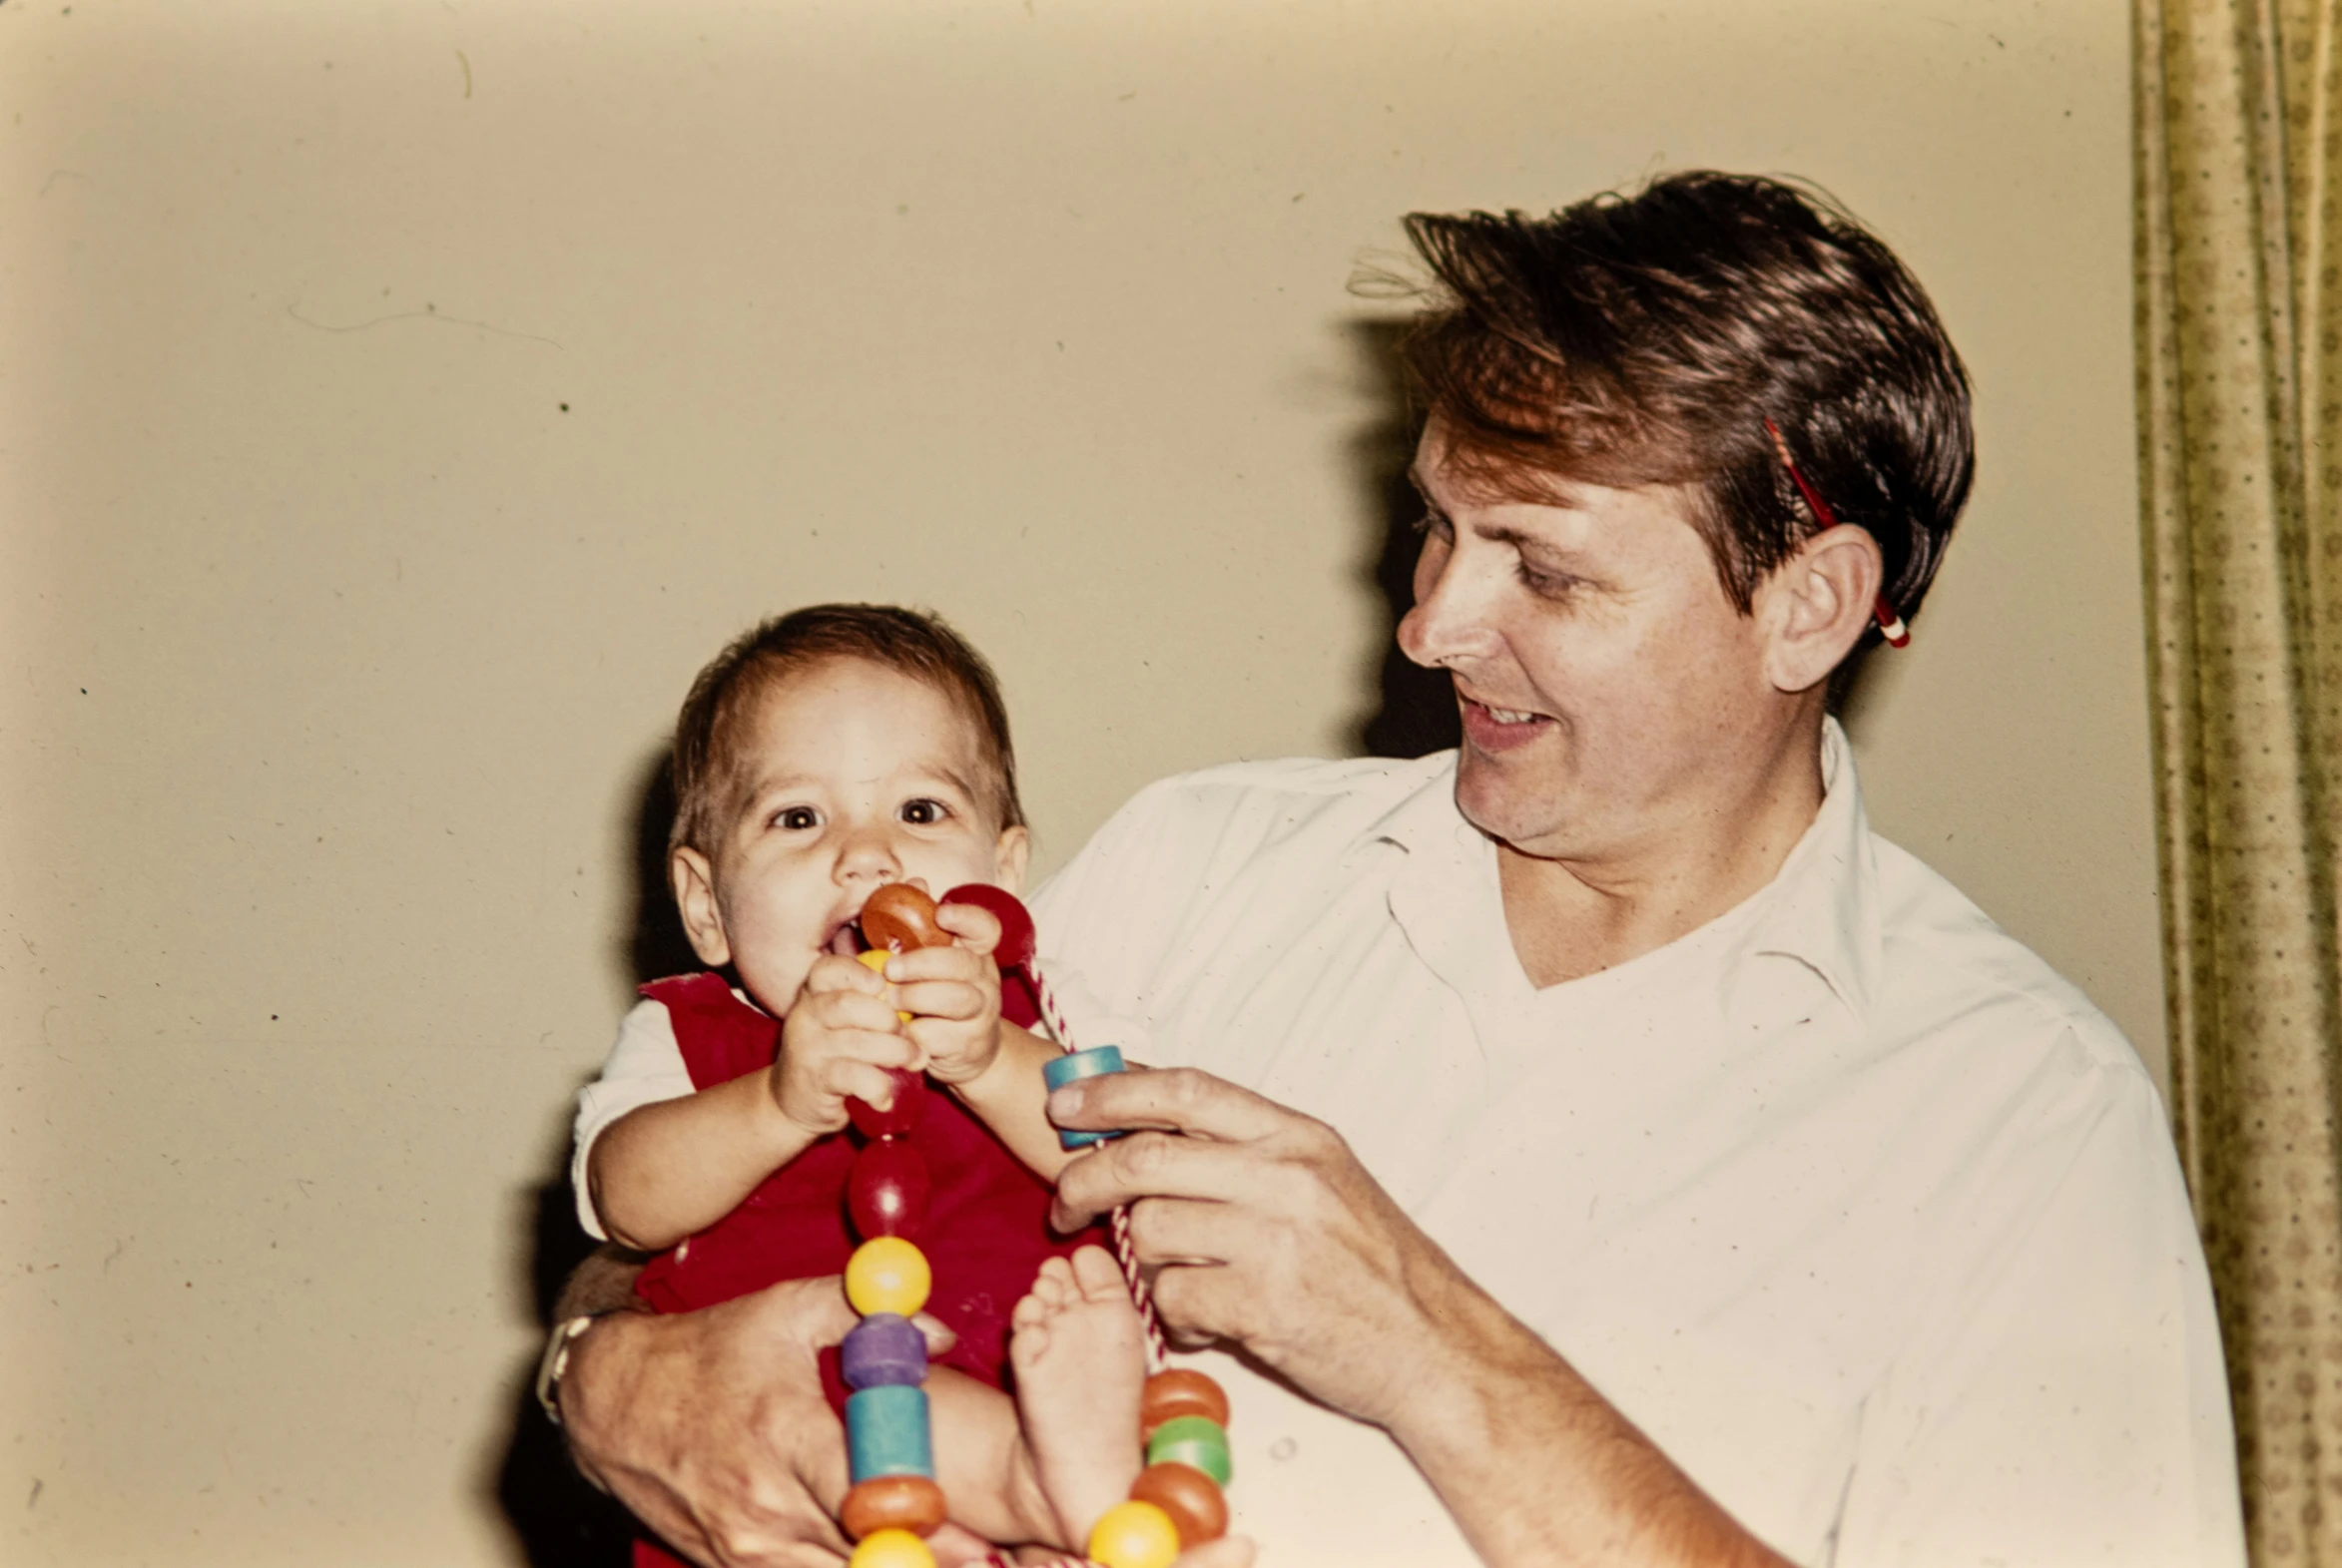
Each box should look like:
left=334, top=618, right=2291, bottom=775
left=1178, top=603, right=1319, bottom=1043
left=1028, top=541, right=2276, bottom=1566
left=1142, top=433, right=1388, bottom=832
left=557, top=1265, right=992, bottom=1568
left=1046, top=1068, right=1791, bottom=1568
left=1045, top=1066, right=1463, bottom=1431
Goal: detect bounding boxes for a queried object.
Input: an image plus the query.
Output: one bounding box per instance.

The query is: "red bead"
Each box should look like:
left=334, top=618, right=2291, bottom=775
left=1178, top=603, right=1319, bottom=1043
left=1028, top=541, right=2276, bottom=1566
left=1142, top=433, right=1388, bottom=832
left=849, top=1139, right=931, bottom=1240
left=937, top=883, right=1036, bottom=969
left=1139, top=1368, right=1230, bottom=1439
left=842, top=1475, right=948, bottom=1539
left=861, top=883, right=949, bottom=952
left=1129, top=1460, right=1228, bottom=1545
left=846, top=1068, right=926, bottom=1139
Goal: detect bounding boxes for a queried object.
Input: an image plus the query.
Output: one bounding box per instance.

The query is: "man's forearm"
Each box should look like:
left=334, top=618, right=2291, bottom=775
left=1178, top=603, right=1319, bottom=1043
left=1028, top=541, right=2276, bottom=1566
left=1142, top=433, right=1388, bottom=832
left=1390, top=1267, right=1789, bottom=1568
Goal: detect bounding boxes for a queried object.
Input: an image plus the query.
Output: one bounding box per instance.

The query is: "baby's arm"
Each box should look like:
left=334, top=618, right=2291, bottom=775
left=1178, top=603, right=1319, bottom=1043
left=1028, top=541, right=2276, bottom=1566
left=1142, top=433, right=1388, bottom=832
left=591, top=957, right=922, bottom=1251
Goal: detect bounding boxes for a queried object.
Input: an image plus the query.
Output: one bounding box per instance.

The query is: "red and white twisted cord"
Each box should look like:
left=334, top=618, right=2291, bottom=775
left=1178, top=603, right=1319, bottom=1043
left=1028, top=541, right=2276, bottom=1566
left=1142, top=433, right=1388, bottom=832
left=1027, top=964, right=1168, bottom=1372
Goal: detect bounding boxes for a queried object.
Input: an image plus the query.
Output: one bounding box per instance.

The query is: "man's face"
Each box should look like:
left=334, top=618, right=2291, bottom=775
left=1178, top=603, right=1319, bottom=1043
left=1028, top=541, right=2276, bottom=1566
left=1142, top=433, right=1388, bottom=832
left=1396, top=425, right=1783, bottom=867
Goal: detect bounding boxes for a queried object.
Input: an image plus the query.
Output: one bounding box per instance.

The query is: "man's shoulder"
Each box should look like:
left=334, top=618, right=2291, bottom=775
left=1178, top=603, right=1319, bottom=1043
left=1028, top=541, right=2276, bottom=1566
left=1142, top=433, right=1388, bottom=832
left=1865, top=830, right=2149, bottom=1086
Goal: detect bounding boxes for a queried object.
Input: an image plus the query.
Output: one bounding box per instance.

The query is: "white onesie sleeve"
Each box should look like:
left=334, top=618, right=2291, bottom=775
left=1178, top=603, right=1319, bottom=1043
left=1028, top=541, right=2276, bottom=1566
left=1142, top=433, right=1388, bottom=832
left=569, top=997, right=695, bottom=1240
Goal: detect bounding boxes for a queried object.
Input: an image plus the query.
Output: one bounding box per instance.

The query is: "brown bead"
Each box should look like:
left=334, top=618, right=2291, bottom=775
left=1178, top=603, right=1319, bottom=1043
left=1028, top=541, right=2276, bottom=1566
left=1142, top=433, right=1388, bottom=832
left=841, top=1474, right=947, bottom=1540
left=1129, top=1461, right=1228, bottom=1545
left=1139, top=1368, right=1230, bottom=1438
left=861, top=883, right=949, bottom=952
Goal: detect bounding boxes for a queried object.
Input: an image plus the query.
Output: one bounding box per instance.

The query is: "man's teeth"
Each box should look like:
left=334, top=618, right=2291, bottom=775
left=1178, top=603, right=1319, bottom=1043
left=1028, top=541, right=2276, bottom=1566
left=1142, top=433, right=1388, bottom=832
left=1484, top=705, right=1537, bottom=724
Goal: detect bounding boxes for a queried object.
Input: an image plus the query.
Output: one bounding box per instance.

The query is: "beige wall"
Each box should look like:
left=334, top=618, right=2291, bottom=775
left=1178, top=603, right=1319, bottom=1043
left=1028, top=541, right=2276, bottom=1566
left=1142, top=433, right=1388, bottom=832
left=2, top=2, right=2150, bottom=1564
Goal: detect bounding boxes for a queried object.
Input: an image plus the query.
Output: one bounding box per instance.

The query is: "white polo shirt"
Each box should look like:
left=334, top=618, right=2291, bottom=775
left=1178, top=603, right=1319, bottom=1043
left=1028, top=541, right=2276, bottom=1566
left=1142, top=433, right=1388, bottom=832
left=1027, top=723, right=2243, bottom=1567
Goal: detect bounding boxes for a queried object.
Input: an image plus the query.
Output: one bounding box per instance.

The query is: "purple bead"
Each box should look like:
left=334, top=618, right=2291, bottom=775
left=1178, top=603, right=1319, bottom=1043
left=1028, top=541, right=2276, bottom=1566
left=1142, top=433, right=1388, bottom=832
left=841, top=1312, right=928, bottom=1389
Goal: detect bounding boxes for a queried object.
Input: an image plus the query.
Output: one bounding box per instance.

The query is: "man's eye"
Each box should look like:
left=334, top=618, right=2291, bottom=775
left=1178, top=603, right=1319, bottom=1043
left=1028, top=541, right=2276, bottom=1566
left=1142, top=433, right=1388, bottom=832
left=1516, top=564, right=1580, bottom=601
left=1413, top=509, right=1454, bottom=542
left=898, top=798, right=948, bottom=826
left=776, top=806, right=820, bottom=830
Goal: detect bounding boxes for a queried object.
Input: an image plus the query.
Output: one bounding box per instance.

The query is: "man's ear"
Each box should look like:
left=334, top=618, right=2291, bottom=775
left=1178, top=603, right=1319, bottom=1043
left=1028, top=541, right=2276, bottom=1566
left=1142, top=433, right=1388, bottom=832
left=1756, top=523, right=1886, bottom=695
left=669, top=846, right=733, bottom=968
left=992, top=824, right=1031, bottom=895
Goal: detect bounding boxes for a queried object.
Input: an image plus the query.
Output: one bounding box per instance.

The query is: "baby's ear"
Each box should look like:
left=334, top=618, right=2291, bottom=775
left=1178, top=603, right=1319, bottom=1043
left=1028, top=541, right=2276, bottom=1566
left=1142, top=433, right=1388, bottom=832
left=992, top=824, right=1031, bottom=894
left=669, top=846, right=733, bottom=968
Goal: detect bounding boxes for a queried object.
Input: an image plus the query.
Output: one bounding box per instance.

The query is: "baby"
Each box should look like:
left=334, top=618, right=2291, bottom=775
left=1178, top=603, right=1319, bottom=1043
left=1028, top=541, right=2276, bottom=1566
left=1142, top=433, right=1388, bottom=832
left=571, top=604, right=1146, bottom=1562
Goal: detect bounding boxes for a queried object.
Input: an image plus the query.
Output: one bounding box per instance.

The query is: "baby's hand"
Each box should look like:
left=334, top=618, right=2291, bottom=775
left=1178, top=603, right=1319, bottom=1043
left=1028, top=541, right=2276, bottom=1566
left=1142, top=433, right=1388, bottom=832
left=877, top=898, right=1005, bottom=1088
left=774, top=954, right=923, bottom=1136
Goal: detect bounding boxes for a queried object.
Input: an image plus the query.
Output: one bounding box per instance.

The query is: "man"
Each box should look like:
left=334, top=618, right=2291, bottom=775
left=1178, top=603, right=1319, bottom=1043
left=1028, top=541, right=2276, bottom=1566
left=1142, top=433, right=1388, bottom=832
left=549, top=172, right=2243, bottom=1566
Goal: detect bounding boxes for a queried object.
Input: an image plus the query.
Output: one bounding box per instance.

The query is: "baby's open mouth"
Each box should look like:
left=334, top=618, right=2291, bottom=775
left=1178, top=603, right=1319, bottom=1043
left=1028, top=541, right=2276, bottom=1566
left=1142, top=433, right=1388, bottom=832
left=825, top=919, right=869, bottom=957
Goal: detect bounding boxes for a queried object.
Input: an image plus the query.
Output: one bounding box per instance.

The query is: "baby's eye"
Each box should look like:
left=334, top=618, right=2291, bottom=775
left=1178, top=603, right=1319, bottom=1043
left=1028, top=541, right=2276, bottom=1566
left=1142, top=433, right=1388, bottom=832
left=775, top=805, right=821, bottom=831
left=898, top=798, right=949, bottom=826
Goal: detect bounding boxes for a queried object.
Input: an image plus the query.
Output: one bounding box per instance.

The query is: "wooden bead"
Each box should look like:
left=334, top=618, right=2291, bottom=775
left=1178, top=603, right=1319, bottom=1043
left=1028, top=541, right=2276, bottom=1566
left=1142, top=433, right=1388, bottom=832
left=840, top=1312, right=928, bottom=1389
left=845, top=1385, right=934, bottom=1481
left=1129, top=1460, right=1228, bottom=1545
left=1139, top=1368, right=1230, bottom=1438
left=1086, top=1498, right=1182, bottom=1568
left=849, top=1139, right=931, bottom=1240
left=846, top=1526, right=936, bottom=1568
left=1143, top=1415, right=1232, bottom=1487
left=861, top=882, right=949, bottom=952
left=1041, top=1045, right=1127, bottom=1149
left=845, top=1237, right=931, bottom=1317
left=841, top=1474, right=946, bottom=1540
left=937, top=882, right=1036, bottom=968
left=845, top=1067, right=925, bottom=1139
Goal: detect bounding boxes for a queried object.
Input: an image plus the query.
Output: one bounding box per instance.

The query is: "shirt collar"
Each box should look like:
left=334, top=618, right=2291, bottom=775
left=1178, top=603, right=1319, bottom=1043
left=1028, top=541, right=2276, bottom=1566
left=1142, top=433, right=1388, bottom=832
left=1358, top=718, right=1882, bottom=1021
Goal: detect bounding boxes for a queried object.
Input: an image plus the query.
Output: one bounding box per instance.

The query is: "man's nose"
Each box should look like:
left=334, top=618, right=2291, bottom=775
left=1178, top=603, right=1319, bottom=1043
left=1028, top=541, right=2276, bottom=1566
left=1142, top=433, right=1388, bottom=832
left=1397, top=543, right=1503, bottom=670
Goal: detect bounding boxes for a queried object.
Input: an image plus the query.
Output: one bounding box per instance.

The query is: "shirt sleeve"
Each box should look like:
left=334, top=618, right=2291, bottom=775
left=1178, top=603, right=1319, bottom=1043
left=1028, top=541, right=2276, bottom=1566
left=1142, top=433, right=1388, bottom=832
left=1832, top=1030, right=2244, bottom=1568
left=569, top=997, right=694, bottom=1241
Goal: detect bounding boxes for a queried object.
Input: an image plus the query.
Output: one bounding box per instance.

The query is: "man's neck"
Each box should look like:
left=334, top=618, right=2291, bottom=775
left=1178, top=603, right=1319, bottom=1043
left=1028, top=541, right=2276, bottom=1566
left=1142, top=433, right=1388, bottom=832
left=1494, top=717, right=1828, bottom=989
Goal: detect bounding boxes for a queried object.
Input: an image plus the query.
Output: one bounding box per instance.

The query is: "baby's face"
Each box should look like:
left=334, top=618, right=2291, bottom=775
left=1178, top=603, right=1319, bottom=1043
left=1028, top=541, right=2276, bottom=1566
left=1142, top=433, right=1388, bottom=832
left=674, top=656, right=1027, bottom=1015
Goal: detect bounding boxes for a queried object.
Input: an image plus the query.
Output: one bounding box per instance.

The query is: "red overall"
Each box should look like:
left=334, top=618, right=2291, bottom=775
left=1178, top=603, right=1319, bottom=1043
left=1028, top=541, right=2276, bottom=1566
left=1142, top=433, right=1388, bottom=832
left=628, top=971, right=1102, bottom=1568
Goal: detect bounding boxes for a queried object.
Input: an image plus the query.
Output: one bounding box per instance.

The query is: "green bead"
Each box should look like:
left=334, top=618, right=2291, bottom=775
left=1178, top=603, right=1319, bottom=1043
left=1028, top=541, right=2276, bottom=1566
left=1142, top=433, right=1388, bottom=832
left=1143, top=1414, right=1232, bottom=1487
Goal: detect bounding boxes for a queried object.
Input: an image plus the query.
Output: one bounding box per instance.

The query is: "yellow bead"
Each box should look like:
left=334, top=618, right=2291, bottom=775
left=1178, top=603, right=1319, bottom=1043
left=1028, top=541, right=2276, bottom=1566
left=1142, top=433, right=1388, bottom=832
left=847, top=1527, right=936, bottom=1568
left=857, top=947, right=912, bottom=1021
left=1087, top=1499, right=1182, bottom=1568
left=846, top=1237, right=931, bottom=1316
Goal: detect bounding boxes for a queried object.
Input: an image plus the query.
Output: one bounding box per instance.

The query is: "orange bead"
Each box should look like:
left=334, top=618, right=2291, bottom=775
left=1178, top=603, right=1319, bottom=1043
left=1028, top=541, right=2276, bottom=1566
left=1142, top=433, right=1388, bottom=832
left=1129, top=1460, right=1227, bottom=1545
left=842, top=1475, right=947, bottom=1540
left=861, top=883, right=949, bottom=951
left=845, top=1237, right=931, bottom=1316
left=1086, top=1498, right=1181, bottom=1568
left=1139, top=1367, right=1230, bottom=1439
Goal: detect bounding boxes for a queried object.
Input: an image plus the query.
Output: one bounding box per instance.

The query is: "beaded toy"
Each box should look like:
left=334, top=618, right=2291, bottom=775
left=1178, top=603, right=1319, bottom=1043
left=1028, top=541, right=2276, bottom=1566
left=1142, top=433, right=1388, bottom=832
left=837, top=882, right=1232, bottom=1568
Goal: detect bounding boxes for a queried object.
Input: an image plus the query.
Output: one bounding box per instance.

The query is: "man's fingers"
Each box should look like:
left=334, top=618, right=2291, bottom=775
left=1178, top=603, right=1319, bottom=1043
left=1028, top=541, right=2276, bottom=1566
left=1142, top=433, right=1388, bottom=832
left=1046, top=1065, right=1297, bottom=1144
left=1049, top=1129, right=1266, bottom=1230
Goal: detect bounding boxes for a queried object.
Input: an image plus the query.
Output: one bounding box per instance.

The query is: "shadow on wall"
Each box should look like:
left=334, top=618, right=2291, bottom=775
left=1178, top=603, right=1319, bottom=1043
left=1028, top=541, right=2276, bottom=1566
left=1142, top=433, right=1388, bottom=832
left=488, top=750, right=695, bottom=1568
left=1346, top=317, right=1461, bottom=762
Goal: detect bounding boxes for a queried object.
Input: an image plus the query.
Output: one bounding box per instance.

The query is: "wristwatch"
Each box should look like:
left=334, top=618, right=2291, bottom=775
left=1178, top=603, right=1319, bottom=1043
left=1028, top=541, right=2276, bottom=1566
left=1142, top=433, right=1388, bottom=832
left=535, top=1310, right=617, bottom=1427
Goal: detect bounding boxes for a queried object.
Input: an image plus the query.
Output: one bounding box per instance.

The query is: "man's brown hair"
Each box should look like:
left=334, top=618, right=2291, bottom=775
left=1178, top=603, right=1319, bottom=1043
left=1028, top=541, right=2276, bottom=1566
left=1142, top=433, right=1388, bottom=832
left=669, top=604, right=1024, bottom=858
left=1403, top=171, right=1973, bottom=640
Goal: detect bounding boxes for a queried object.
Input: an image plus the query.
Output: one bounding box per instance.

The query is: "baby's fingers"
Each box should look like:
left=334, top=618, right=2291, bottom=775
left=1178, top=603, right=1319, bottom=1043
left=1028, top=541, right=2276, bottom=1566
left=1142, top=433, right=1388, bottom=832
left=804, top=952, right=887, bottom=995
left=932, top=899, right=1001, bottom=958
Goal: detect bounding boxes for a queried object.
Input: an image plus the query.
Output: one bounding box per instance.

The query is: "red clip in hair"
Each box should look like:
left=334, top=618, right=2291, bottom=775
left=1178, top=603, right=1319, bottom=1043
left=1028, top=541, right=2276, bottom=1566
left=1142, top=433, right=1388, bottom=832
left=1762, top=418, right=1909, bottom=648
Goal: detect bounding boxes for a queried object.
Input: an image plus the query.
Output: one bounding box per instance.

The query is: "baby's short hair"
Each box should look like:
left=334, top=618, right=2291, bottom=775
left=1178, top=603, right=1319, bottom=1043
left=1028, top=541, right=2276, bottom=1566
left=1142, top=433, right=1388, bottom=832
left=669, top=604, right=1024, bottom=858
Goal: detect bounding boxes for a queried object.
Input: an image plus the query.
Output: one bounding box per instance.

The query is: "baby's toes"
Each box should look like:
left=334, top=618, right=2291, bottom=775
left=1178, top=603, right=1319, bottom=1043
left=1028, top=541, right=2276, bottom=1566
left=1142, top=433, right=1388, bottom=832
left=1067, top=1244, right=1125, bottom=1301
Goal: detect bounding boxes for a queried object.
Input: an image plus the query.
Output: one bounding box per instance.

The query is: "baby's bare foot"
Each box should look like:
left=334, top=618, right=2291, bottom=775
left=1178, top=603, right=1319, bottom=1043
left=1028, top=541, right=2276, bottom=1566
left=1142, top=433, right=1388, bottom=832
left=1008, top=1245, right=1147, bottom=1547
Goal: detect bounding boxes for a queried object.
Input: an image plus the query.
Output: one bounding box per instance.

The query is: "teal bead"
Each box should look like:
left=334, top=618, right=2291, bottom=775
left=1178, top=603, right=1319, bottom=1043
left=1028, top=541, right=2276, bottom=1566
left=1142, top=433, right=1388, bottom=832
left=1043, top=1045, right=1126, bottom=1149
left=1143, top=1414, right=1232, bottom=1487
left=846, top=1385, right=933, bottom=1482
